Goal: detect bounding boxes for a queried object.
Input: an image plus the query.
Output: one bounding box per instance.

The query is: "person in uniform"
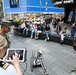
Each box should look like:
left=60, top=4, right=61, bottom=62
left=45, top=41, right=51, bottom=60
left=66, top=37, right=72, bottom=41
left=0, top=22, right=10, bottom=48
left=0, top=35, right=22, bottom=75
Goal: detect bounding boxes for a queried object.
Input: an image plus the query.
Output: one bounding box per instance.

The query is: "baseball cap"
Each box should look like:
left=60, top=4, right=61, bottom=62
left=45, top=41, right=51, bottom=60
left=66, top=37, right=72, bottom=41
left=1, top=22, right=10, bottom=29
left=0, top=35, right=7, bottom=50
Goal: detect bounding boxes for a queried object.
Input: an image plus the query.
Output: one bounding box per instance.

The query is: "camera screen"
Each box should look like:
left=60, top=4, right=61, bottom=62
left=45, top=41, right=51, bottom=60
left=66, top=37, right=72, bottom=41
left=6, top=48, right=27, bottom=62
left=7, top=50, right=24, bottom=60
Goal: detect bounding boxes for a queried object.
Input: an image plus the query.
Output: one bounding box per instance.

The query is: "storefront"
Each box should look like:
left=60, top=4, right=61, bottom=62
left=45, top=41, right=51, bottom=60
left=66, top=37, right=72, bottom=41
left=3, top=0, right=64, bottom=20
left=52, top=0, right=76, bottom=23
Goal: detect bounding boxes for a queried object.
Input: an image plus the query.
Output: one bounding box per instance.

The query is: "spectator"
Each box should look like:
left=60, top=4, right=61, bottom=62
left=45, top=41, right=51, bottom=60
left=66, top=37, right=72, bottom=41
left=55, top=23, right=62, bottom=35
left=36, top=24, right=42, bottom=39
left=71, top=23, right=76, bottom=38
left=13, top=22, right=21, bottom=34
left=19, top=20, right=25, bottom=35
left=52, top=18, right=57, bottom=28
left=23, top=21, right=29, bottom=37
left=41, top=22, right=46, bottom=32
left=73, top=37, right=76, bottom=51
left=44, top=24, right=51, bottom=41
left=60, top=26, right=68, bottom=44
left=14, top=22, right=20, bottom=28
left=30, top=24, right=37, bottom=39
left=0, top=35, right=22, bottom=75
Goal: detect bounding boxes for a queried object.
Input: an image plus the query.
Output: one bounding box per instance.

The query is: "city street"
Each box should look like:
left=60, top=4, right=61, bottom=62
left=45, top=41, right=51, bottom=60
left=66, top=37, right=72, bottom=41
left=8, top=28, right=76, bottom=75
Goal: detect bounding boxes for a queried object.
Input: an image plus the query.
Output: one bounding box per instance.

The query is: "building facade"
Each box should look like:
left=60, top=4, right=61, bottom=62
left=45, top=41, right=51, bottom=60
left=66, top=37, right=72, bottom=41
left=52, top=0, right=76, bottom=23
left=3, top=0, right=64, bottom=20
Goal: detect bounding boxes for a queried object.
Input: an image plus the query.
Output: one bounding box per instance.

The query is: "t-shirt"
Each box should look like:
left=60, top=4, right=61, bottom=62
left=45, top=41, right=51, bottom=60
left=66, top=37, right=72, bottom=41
left=0, top=61, right=17, bottom=75
left=44, top=26, right=50, bottom=31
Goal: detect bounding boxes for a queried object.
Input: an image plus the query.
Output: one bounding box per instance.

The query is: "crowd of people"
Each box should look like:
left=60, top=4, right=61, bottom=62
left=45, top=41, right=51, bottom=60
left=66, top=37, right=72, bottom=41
left=14, top=19, right=51, bottom=41
left=0, top=13, right=76, bottom=75
left=13, top=15, right=76, bottom=50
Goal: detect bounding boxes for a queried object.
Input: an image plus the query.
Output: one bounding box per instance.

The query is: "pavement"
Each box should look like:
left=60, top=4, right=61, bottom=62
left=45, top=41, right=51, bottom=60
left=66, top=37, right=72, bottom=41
left=7, top=26, right=76, bottom=75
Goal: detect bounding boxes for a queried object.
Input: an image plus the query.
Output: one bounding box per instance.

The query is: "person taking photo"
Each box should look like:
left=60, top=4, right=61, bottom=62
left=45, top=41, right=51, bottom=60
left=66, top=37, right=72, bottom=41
left=0, top=35, right=22, bottom=75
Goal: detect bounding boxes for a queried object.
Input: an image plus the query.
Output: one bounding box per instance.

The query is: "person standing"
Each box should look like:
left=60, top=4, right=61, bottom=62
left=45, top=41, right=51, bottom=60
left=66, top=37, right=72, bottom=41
left=0, top=23, right=10, bottom=48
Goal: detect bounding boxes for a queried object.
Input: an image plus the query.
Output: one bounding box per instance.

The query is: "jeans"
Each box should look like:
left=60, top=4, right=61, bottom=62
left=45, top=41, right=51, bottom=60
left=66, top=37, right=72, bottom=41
left=61, top=34, right=65, bottom=41
left=45, top=32, right=50, bottom=39
left=31, top=30, right=37, bottom=37
left=16, top=28, right=20, bottom=33
left=23, top=29, right=29, bottom=36
left=71, top=31, right=75, bottom=38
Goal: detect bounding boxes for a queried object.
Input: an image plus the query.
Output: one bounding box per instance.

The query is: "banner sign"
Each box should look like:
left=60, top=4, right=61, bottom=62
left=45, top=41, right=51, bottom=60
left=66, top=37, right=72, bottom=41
left=9, top=0, right=19, bottom=8
left=54, top=0, right=74, bottom=5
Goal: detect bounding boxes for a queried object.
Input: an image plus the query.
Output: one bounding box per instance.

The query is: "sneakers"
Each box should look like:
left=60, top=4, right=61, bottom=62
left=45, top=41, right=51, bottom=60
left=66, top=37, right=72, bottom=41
left=35, top=36, right=37, bottom=39
left=45, top=39, right=47, bottom=41
left=45, top=37, right=49, bottom=41
left=35, top=36, right=39, bottom=39
left=31, top=36, right=33, bottom=39
left=36, top=37, right=39, bottom=39
left=47, top=37, right=49, bottom=40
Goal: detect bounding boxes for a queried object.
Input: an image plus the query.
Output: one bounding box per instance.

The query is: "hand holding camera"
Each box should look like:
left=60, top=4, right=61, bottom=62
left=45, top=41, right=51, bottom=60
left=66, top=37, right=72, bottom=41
left=5, top=48, right=27, bottom=62
left=9, top=52, right=20, bottom=67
